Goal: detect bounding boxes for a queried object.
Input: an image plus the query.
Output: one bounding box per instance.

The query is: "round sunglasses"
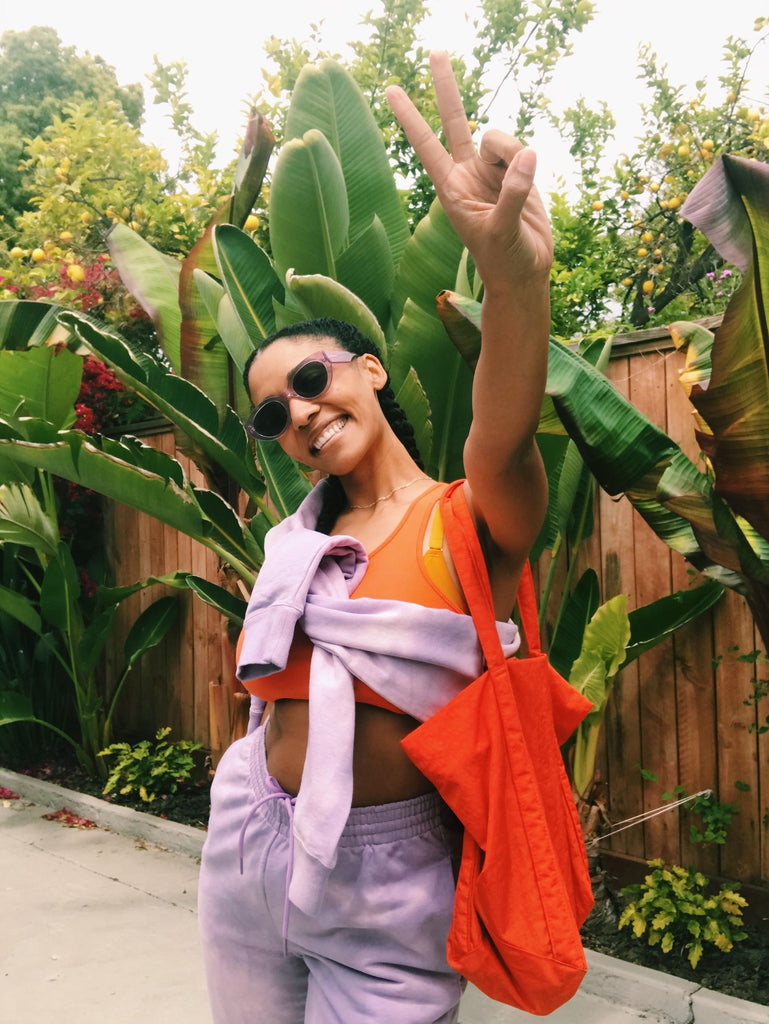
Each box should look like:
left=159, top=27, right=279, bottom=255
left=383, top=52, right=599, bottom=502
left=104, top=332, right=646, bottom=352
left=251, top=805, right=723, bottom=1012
left=245, top=350, right=357, bottom=440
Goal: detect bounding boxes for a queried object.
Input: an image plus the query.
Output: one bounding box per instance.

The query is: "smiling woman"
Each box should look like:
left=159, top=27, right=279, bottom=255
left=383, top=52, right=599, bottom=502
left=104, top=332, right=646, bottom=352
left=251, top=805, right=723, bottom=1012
left=197, top=51, right=553, bottom=1024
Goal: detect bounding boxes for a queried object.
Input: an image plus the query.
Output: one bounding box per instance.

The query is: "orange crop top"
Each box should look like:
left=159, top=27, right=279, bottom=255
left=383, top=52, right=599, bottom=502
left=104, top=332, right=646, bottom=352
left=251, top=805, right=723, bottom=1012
left=237, top=481, right=468, bottom=713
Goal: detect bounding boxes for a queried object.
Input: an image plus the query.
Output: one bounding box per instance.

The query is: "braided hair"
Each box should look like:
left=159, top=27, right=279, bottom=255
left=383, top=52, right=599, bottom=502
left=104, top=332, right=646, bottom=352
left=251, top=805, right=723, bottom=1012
left=243, top=318, right=424, bottom=533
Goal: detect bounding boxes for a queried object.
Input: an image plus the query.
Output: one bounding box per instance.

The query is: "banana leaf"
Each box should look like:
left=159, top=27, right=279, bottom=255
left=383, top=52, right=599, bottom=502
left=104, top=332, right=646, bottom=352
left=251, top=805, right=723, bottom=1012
left=389, top=201, right=471, bottom=481
left=211, top=225, right=283, bottom=351
left=0, top=345, right=81, bottom=428
left=177, top=111, right=275, bottom=412
left=0, top=483, right=59, bottom=557
left=0, top=432, right=256, bottom=583
left=0, top=299, right=73, bottom=351
left=59, top=311, right=264, bottom=502
left=269, top=129, right=350, bottom=281
left=284, top=271, right=388, bottom=362
left=106, top=223, right=183, bottom=371
left=543, top=338, right=766, bottom=593
left=285, top=60, right=410, bottom=271
left=674, top=153, right=769, bottom=544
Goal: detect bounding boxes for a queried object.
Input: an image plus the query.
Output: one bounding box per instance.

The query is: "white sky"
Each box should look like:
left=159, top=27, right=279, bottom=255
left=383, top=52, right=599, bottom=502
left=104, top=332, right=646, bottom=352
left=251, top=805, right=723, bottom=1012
left=1, top=0, right=768, bottom=193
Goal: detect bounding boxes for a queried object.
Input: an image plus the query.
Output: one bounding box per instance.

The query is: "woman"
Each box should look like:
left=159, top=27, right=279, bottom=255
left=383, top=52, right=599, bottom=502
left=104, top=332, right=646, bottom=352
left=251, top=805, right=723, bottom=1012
left=198, top=51, right=552, bottom=1023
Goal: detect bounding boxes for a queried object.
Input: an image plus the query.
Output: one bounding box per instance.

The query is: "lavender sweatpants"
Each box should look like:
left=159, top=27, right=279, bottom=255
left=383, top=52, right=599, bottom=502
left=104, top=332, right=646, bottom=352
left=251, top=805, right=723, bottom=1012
left=198, top=722, right=464, bottom=1023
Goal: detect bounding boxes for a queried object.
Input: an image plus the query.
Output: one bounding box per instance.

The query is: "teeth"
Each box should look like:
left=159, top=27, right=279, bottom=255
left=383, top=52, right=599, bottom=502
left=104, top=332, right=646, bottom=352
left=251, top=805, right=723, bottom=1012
left=312, top=417, right=346, bottom=453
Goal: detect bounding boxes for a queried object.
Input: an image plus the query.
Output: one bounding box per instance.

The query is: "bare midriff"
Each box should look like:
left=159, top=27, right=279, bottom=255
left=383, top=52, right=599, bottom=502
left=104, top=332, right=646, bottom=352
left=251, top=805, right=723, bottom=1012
left=264, top=699, right=434, bottom=806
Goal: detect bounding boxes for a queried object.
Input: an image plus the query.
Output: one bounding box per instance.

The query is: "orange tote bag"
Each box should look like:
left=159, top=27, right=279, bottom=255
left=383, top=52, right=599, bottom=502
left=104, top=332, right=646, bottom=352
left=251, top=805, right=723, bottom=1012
left=401, top=482, right=594, bottom=1015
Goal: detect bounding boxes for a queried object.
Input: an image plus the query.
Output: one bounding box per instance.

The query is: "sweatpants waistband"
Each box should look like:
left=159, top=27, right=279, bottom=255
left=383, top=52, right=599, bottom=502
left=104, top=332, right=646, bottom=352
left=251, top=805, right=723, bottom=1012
left=247, top=722, right=446, bottom=848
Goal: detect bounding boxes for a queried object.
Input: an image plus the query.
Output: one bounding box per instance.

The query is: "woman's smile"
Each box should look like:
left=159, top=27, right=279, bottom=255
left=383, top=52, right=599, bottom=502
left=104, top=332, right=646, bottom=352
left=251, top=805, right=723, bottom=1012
left=309, top=415, right=349, bottom=455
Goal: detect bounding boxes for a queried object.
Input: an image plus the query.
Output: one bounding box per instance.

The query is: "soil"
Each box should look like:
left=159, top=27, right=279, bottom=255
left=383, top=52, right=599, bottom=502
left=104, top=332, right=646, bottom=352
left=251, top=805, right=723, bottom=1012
left=3, top=753, right=211, bottom=831
left=5, top=754, right=768, bottom=1007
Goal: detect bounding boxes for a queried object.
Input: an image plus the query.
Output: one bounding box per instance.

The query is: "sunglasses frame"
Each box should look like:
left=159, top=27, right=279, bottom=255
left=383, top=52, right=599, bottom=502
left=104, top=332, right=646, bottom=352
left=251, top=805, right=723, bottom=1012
left=245, top=350, right=357, bottom=440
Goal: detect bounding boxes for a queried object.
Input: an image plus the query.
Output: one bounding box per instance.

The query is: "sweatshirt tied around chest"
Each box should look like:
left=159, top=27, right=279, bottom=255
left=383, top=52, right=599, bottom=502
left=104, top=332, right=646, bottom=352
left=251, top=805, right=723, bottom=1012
left=236, top=480, right=520, bottom=916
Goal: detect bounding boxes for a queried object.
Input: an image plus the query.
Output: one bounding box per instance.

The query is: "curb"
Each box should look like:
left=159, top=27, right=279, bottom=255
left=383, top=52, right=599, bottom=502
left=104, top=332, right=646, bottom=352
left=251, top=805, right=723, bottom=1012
left=0, top=767, right=206, bottom=861
left=2, top=768, right=766, bottom=1024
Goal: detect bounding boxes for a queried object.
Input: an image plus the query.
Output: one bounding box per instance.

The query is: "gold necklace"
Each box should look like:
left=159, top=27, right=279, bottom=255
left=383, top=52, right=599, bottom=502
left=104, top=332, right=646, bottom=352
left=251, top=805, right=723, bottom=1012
left=348, top=475, right=425, bottom=511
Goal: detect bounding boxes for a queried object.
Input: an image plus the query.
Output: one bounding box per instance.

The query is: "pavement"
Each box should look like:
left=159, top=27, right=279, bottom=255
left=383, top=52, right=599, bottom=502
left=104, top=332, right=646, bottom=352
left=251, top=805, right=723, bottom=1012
left=1, top=767, right=766, bottom=1024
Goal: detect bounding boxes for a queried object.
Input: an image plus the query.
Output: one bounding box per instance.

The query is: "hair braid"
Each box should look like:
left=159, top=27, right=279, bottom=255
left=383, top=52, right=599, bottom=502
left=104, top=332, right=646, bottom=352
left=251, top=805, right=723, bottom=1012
left=243, top=318, right=425, bottom=533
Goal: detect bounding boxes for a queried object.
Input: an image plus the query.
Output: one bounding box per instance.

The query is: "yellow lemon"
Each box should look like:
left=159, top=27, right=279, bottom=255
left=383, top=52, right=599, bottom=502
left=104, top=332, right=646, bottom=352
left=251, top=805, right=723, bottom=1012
left=59, top=230, right=73, bottom=242
left=621, top=277, right=633, bottom=287
left=67, top=264, right=85, bottom=283
left=642, top=231, right=653, bottom=243
left=677, top=143, right=690, bottom=158
left=591, top=200, right=604, bottom=212
left=642, top=280, right=654, bottom=294
left=31, top=248, right=46, bottom=262
left=9, top=246, right=24, bottom=259
left=80, top=211, right=91, bottom=225
left=244, top=214, right=260, bottom=232
left=637, top=247, right=648, bottom=258
left=620, top=190, right=629, bottom=201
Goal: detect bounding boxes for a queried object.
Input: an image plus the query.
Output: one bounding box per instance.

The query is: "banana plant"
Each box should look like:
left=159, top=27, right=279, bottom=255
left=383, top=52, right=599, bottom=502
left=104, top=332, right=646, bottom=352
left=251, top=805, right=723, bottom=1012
left=436, top=292, right=725, bottom=800
left=0, top=345, right=181, bottom=777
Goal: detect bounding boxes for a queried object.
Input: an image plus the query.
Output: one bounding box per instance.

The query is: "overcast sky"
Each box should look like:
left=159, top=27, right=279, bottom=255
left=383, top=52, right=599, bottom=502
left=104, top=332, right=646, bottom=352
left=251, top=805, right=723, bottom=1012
left=2, top=0, right=767, bottom=192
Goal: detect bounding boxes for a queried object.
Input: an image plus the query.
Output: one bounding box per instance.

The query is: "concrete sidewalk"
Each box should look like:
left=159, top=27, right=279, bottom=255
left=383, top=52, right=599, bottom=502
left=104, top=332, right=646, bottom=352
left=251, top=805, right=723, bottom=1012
left=1, top=768, right=765, bottom=1024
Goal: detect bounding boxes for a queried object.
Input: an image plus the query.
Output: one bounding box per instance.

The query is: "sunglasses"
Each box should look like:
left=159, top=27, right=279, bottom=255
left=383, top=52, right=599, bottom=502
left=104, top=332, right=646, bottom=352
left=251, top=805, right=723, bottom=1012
left=245, top=350, right=357, bottom=440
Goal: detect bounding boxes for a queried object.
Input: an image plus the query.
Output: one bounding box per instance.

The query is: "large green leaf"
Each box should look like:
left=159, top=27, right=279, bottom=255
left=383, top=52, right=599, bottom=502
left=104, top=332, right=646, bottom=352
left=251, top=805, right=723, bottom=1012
left=186, top=576, right=248, bottom=625
left=0, top=483, right=59, bottom=557
left=389, top=200, right=472, bottom=481
left=211, top=224, right=283, bottom=348
left=59, top=311, right=263, bottom=501
left=285, top=271, right=388, bottom=362
left=193, top=269, right=255, bottom=387
left=543, top=338, right=767, bottom=592
left=394, top=366, right=433, bottom=471
left=335, top=216, right=395, bottom=328
left=0, top=434, right=261, bottom=582
left=285, top=60, right=410, bottom=271
left=676, top=154, right=769, bottom=543
left=622, top=579, right=724, bottom=667
left=0, top=345, right=81, bottom=427
left=255, top=441, right=312, bottom=520
left=547, top=568, right=600, bottom=681
left=178, top=114, right=275, bottom=412
left=269, top=129, right=350, bottom=280
left=0, top=582, right=42, bottom=634
left=40, top=544, right=80, bottom=632
left=123, top=595, right=179, bottom=668
left=107, top=223, right=183, bottom=371
left=0, top=299, right=74, bottom=351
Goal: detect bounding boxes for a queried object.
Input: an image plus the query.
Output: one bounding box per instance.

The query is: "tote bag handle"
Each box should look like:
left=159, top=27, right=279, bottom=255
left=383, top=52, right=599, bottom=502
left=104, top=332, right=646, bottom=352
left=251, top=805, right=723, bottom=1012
left=440, top=482, right=542, bottom=666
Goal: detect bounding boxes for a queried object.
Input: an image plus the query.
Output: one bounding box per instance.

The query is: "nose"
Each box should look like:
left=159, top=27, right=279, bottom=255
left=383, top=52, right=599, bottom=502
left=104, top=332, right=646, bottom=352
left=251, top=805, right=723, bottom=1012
left=287, top=394, right=318, bottom=429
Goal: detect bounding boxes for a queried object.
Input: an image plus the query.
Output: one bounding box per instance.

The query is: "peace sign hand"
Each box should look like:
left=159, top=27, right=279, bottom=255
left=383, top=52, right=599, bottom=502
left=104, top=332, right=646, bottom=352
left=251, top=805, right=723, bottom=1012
left=386, top=51, right=553, bottom=291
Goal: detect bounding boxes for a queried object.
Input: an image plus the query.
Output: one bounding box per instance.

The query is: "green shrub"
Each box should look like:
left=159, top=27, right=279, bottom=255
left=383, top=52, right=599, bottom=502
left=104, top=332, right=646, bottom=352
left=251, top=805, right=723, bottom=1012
left=99, top=727, right=202, bottom=803
left=618, top=859, right=748, bottom=969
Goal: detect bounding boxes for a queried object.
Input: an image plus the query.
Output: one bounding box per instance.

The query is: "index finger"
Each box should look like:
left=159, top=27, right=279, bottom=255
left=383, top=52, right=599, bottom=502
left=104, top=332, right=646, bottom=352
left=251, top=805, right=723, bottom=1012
left=386, top=81, right=453, bottom=189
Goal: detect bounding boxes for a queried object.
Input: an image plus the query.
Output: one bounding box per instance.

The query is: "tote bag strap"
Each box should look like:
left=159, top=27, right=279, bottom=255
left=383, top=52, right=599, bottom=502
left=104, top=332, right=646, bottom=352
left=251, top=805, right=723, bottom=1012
left=440, top=481, right=543, bottom=666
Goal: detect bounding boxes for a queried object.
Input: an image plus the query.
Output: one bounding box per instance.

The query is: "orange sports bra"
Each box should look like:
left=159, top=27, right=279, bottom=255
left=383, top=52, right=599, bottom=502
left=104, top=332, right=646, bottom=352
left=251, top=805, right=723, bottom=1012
left=237, top=481, right=468, bottom=713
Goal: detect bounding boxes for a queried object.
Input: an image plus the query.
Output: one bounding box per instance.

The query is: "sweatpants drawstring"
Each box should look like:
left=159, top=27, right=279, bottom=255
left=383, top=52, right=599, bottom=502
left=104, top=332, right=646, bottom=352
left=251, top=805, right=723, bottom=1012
left=238, top=789, right=296, bottom=955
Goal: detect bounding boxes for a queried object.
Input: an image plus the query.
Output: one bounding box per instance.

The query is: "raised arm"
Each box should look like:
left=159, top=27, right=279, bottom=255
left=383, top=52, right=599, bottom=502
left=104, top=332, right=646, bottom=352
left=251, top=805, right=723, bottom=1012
left=387, top=52, right=552, bottom=612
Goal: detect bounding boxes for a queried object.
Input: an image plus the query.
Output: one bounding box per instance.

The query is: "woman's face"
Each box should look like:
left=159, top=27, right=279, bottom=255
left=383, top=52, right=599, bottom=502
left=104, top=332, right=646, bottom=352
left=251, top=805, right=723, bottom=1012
left=246, top=336, right=388, bottom=474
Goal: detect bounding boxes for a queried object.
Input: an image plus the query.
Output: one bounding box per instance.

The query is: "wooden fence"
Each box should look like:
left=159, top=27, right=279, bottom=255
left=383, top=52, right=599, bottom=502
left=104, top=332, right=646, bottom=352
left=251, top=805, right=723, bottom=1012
left=102, top=328, right=768, bottom=887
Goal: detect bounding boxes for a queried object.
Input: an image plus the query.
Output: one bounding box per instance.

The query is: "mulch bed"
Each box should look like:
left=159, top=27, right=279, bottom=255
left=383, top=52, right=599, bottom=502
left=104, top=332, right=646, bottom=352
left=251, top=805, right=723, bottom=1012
left=3, top=754, right=211, bottom=831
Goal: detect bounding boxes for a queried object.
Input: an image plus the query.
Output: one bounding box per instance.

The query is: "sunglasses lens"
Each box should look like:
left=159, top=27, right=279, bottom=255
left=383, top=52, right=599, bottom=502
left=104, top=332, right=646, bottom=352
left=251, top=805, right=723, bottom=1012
left=292, top=359, right=330, bottom=399
left=250, top=399, right=289, bottom=439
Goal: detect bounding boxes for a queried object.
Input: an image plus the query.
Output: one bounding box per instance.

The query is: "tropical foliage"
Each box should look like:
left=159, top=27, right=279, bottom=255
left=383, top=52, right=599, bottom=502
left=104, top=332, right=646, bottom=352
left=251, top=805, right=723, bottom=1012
left=0, top=55, right=731, bottom=799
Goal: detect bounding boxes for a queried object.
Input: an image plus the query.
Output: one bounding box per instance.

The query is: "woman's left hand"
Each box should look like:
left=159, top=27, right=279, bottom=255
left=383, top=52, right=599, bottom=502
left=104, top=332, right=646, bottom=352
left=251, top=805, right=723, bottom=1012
left=386, top=51, right=553, bottom=290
